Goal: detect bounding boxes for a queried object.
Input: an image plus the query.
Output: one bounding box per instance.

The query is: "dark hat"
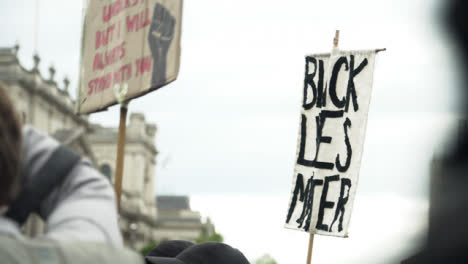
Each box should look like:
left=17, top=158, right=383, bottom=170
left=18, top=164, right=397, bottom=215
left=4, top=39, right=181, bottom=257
left=145, top=242, right=250, bottom=264
left=147, top=240, right=195, bottom=258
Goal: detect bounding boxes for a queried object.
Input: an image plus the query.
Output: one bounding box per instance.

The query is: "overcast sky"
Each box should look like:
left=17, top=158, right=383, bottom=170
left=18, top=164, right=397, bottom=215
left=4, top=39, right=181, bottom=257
left=0, top=0, right=461, bottom=262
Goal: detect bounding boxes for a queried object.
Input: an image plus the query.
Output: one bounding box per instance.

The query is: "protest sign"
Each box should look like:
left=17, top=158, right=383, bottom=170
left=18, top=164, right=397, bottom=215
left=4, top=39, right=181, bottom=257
left=77, top=0, right=183, bottom=114
left=285, top=49, right=377, bottom=237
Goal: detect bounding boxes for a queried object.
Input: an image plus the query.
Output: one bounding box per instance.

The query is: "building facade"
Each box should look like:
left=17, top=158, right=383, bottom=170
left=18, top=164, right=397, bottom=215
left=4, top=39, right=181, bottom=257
left=0, top=46, right=88, bottom=135
left=87, top=116, right=158, bottom=249
left=155, top=196, right=214, bottom=242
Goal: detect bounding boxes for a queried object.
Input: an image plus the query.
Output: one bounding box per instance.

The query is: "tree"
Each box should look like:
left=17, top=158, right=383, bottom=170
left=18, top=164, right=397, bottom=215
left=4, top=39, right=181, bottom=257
left=140, top=241, right=158, bottom=256
left=254, top=254, right=278, bottom=264
left=195, top=226, right=224, bottom=243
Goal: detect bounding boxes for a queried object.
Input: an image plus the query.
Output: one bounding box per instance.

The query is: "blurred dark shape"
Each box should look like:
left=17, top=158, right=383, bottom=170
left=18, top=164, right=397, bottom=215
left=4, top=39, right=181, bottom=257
left=0, top=83, right=22, bottom=206
left=146, top=240, right=194, bottom=259
left=446, top=0, right=468, bottom=118
left=145, top=242, right=250, bottom=264
left=403, top=0, right=468, bottom=263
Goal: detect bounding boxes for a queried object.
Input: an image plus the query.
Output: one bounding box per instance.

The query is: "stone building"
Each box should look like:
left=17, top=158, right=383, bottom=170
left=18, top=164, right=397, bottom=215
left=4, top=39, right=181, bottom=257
left=155, top=196, right=214, bottom=242
left=87, top=116, right=158, bottom=249
left=0, top=45, right=215, bottom=249
left=0, top=46, right=89, bottom=136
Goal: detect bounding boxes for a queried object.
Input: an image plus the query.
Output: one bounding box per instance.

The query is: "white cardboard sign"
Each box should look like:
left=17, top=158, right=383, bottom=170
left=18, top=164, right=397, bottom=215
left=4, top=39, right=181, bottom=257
left=285, top=50, right=377, bottom=237
left=78, top=0, right=183, bottom=114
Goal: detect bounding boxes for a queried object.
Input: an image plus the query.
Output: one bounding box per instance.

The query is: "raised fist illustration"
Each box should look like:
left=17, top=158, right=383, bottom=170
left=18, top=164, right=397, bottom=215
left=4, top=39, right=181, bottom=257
left=148, top=3, right=176, bottom=86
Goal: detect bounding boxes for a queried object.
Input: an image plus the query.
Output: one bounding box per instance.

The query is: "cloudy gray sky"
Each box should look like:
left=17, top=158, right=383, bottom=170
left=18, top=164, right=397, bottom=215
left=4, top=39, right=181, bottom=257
left=0, top=0, right=461, bottom=262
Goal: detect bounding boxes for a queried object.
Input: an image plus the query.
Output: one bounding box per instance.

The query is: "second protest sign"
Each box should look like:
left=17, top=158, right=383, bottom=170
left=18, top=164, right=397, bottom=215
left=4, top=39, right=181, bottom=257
left=78, top=0, right=183, bottom=114
left=285, top=50, right=377, bottom=237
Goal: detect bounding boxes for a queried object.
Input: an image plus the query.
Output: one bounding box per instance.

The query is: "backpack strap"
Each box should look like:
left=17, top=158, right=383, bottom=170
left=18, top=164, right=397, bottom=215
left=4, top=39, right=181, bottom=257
left=6, top=145, right=81, bottom=225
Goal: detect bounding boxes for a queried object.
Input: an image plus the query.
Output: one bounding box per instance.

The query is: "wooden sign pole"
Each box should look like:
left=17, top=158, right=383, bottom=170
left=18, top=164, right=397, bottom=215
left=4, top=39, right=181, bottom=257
left=333, top=30, right=340, bottom=50
left=114, top=101, right=129, bottom=210
left=306, top=30, right=340, bottom=264
left=306, top=233, right=315, bottom=264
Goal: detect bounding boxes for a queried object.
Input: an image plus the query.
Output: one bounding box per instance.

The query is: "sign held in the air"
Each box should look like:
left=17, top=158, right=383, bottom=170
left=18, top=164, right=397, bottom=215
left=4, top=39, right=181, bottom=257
left=78, top=0, right=183, bottom=114
left=285, top=49, right=379, bottom=238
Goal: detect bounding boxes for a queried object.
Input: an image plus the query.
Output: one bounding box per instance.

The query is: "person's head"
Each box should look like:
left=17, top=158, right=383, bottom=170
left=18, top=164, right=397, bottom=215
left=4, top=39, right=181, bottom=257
left=146, top=240, right=194, bottom=259
left=145, top=242, right=250, bottom=264
left=0, top=82, right=22, bottom=207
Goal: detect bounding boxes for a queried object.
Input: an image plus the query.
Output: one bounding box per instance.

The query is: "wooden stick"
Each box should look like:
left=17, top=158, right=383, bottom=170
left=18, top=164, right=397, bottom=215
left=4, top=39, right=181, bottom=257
left=333, top=30, right=340, bottom=49
left=306, top=234, right=315, bottom=264
left=114, top=101, right=129, bottom=210
left=306, top=30, right=340, bottom=264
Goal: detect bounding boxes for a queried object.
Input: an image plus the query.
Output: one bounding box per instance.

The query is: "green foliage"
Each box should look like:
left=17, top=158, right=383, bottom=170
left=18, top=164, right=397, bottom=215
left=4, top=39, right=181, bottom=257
left=140, top=241, right=158, bottom=256
left=254, top=254, right=278, bottom=264
left=195, top=229, right=224, bottom=243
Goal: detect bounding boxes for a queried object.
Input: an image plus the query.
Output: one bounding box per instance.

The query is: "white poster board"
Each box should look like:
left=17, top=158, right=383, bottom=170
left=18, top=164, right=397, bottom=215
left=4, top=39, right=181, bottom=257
left=285, top=50, right=377, bottom=237
left=78, top=0, right=183, bottom=114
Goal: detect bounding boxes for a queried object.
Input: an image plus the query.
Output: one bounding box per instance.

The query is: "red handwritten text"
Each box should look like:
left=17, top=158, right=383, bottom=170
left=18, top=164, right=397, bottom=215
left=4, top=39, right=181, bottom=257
left=114, top=63, right=133, bottom=83
left=88, top=56, right=151, bottom=96
left=135, top=56, right=152, bottom=76
left=126, top=8, right=151, bottom=33
left=88, top=73, right=112, bottom=95
left=93, top=41, right=126, bottom=71
left=95, top=24, right=119, bottom=50
left=103, top=0, right=145, bottom=22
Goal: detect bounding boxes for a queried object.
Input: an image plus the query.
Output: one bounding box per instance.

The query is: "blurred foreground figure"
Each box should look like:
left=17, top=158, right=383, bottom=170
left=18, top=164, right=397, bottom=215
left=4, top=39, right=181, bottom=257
left=145, top=240, right=250, bottom=264
left=146, top=240, right=194, bottom=259
left=0, top=84, right=143, bottom=263
left=403, top=0, right=468, bottom=263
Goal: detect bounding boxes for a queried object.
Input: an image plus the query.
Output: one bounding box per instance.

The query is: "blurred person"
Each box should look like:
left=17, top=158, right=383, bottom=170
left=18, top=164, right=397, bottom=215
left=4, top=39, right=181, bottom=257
left=0, top=83, right=143, bottom=263
left=146, top=240, right=194, bottom=260
left=403, top=0, right=468, bottom=263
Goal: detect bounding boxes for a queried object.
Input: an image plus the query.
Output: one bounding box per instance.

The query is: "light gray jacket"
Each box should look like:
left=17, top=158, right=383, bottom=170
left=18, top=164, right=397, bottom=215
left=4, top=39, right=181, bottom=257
left=0, top=126, right=143, bottom=263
